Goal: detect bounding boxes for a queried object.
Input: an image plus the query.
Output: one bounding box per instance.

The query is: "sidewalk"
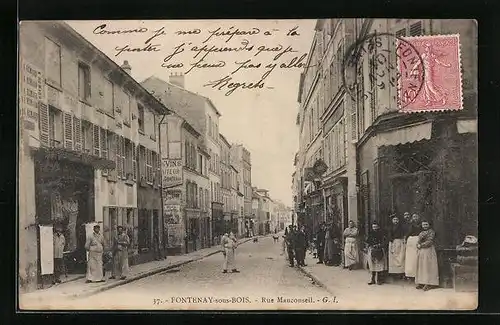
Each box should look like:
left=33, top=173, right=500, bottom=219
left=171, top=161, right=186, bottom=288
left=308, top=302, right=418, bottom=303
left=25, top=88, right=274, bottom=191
left=298, top=252, right=477, bottom=310
left=20, top=237, right=254, bottom=307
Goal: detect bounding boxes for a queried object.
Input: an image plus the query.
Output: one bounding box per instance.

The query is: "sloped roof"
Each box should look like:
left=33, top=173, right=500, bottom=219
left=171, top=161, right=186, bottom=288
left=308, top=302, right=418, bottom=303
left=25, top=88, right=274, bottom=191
left=141, top=76, right=207, bottom=134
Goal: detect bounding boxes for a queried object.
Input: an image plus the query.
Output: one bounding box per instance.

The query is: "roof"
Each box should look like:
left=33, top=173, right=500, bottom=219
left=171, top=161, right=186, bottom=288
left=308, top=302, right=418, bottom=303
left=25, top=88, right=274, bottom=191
left=48, top=22, right=171, bottom=116
left=219, top=133, right=231, bottom=147
left=140, top=76, right=205, bottom=134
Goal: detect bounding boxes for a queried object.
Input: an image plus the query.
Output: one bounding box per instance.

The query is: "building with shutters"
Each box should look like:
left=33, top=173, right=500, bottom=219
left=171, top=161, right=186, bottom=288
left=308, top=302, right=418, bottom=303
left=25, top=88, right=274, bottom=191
left=294, top=19, right=477, bottom=286
left=352, top=19, right=477, bottom=285
left=18, top=21, right=170, bottom=292
left=295, top=19, right=358, bottom=237
left=141, top=75, right=220, bottom=249
left=220, top=134, right=238, bottom=234
left=230, top=144, right=252, bottom=236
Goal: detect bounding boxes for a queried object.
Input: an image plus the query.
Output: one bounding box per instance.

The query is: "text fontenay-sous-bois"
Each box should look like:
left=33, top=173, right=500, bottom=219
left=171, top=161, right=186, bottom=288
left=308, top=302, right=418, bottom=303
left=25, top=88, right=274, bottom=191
left=92, top=24, right=310, bottom=96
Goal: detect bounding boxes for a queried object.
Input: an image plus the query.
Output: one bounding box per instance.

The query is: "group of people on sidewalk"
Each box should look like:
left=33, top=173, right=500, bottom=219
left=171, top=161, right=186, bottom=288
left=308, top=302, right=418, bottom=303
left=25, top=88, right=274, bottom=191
left=282, top=225, right=309, bottom=267
left=84, top=224, right=132, bottom=283
left=305, top=212, right=440, bottom=291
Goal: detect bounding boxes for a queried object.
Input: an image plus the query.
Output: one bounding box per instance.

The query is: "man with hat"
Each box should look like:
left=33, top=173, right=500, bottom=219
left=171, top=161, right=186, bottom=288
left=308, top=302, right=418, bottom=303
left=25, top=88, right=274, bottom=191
left=53, top=225, right=66, bottom=284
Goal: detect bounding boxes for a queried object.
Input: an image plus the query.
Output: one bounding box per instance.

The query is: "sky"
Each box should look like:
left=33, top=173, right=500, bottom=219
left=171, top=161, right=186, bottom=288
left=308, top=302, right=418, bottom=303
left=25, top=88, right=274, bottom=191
left=67, top=20, right=316, bottom=206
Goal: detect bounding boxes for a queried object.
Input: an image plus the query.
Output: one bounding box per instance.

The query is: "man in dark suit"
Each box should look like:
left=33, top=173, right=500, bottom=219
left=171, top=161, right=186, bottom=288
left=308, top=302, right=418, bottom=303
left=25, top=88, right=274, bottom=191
left=316, top=222, right=326, bottom=264
left=294, top=225, right=308, bottom=267
left=285, top=225, right=295, bottom=267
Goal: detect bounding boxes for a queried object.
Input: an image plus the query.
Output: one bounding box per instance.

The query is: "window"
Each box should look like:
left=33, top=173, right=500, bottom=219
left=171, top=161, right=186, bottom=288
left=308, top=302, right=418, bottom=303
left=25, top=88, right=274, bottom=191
left=126, top=139, right=133, bottom=180
left=138, top=104, right=145, bottom=132
left=48, top=106, right=62, bottom=147
left=81, top=120, right=92, bottom=153
left=146, top=149, right=153, bottom=184
left=123, top=93, right=131, bottom=126
left=335, top=41, right=344, bottom=94
left=395, top=28, right=406, bottom=38
left=78, top=62, right=91, bottom=102
left=151, top=114, right=156, bottom=139
left=100, top=127, right=108, bottom=159
left=208, top=116, right=212, bottom=137
left=45, top=38, right=61, bottom=86
left=104, top=79, right=114, bottom=115
left=409, top=21, right=423, bottom=36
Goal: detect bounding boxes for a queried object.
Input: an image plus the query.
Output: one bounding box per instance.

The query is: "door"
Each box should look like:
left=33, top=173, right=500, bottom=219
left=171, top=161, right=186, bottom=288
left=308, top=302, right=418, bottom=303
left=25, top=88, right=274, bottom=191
left=391, top=171, right=433, bottom=221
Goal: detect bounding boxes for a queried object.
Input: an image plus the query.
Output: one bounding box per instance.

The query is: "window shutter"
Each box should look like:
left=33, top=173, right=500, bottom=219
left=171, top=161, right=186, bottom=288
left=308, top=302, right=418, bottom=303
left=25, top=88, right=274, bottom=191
left=93, top=124, right=100, bottom=156
left=38, top=103, right=50, bottom=146
left=100, top=128, right=108, bottom=159
left=152, top=152, right=158, bottom=188
left=409, top=21, right=423, bottom=36
left=73, top=117, right=82, bottom=152
left=132, top=144, right=137, bottom=181
left=133, top=208, right=139, bottom=249
left=156, top=152, right=161, bottom=187
left=121, top=136, right=126, bottom=179
left=395, top=28, right=406, bottom=38
left=103, top=207, right=110, bottom=249
left=63, top=113, right=73, bottom=150
left=116, top=136, right=122, bottom=177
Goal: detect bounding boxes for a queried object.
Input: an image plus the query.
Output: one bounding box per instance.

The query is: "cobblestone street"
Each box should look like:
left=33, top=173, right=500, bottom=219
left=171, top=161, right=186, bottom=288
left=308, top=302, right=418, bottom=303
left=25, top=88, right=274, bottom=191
left=24, top=236, right=333, bottom=310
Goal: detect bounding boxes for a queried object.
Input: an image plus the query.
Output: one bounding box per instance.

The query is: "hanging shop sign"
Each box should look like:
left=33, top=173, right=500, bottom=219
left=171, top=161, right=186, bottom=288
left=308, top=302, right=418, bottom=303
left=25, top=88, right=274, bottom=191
left=162, top=159, right=183, bottom=188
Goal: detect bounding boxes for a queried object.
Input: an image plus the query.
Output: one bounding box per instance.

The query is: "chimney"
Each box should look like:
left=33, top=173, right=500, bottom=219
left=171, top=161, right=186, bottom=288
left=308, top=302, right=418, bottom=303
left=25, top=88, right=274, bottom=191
left=169, top=72, right=185, bottom=88
left=121, top=60, right=132, bottom=75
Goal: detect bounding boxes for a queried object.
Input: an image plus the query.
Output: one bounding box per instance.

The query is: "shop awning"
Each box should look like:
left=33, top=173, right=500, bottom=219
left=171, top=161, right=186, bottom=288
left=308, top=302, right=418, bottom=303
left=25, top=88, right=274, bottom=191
left=34, top=146, right=116, bottom=170
left=457, top=119, right=477, bottom=134
left=377, top=122, right=432, bottom=147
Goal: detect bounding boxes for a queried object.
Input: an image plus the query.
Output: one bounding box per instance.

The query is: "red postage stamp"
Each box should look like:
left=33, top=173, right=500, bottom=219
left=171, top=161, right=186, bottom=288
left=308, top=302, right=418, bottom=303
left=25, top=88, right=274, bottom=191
left=397, top=34, right=463, bottom=113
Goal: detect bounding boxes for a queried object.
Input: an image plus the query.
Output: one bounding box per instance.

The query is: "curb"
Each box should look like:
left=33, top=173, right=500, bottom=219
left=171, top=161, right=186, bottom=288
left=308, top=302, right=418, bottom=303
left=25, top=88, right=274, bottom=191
left=297, top=266, right=336, bottom=296
left=71, top=237, right=253, bottom=300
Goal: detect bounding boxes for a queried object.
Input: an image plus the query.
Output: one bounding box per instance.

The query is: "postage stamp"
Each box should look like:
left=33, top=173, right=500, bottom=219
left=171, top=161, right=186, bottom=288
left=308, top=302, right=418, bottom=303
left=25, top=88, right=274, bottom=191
left=397, top=34, right=463, bottom=112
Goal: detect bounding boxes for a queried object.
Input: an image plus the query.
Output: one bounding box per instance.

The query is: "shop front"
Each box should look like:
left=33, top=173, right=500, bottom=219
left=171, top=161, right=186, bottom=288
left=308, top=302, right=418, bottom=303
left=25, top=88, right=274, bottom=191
left=211, top=202, right=224, bottom=245
left=136, top=186, right=162, bottom=263
left=32, top=146, right=114, bottom=285
left=185, top=208, right=201, bottom=253
left=323, top=176, right=348, bottom=238
left=358, top=117, right=477, bottom=286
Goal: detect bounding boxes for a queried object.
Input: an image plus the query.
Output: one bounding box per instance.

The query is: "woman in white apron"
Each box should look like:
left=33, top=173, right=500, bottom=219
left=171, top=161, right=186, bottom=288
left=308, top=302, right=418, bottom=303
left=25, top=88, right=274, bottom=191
left=221, top=231, right=240, bottom=273
left=404, top=214, right=421, bottom=280
left=415, top=220, right=439, bottom=291
left=343, top=220, right=359, bottom=270
left=388, top=215, right=406, bottom=280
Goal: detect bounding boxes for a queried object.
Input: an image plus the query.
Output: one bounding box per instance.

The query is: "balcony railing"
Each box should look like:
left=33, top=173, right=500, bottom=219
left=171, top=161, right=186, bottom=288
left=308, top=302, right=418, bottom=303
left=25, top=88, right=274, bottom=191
left=50, top=139, right=63, bottom=148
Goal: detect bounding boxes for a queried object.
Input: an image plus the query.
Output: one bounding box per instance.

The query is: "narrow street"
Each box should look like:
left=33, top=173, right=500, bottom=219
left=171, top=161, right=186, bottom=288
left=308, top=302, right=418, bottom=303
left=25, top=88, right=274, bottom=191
left=63, top=236, right=333, bottom=310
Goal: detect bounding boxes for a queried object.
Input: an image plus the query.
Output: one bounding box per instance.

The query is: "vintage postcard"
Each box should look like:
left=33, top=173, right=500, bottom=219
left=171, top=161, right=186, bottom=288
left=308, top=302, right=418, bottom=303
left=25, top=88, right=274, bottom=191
left=18, top=19, right=477, bottom=310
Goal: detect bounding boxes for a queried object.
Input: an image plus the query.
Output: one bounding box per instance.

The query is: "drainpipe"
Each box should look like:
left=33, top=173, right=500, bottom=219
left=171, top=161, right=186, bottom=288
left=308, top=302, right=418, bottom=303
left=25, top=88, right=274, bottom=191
left=158, top=113, right=167, bottom=258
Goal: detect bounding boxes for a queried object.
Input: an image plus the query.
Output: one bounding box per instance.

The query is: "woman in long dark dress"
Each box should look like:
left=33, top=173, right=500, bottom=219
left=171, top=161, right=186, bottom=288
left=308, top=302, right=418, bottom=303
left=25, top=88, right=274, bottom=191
left=415, top=220, right=439, bottom=291
left=366, top=221, right=387, bottom=285
left=323, top=224, right=335, bottom=265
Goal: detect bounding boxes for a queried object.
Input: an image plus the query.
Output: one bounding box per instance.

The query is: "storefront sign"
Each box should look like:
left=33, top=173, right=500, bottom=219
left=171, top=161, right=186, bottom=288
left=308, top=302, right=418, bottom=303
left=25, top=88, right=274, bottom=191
left=20, top=58, right=43, bottom=147
left=164, top=204, right=181, bottom=224
left=162, top=189, right=182, bottom=205
left=162, top=159, right=183, bottom=188
left=164, top=204, right=183, bottom=248
left=39, top=225, right=54, bottom=275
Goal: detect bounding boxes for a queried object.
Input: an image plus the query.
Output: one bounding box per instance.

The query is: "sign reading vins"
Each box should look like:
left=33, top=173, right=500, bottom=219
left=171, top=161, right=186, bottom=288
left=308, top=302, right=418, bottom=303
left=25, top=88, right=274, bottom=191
left=162, top=159, right=183, bottom=188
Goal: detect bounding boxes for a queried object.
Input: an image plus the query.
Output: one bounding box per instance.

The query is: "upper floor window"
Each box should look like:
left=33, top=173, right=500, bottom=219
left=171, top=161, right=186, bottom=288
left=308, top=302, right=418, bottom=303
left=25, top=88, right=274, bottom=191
left=123, top=93, right=131, bottom=126
left=138, top=104, right=145, bottom=132
left=45, top=38, right=61, bottom=87
left=78, top=62, right=91, bottom=102
left=104, top=78, right=114, bottom=115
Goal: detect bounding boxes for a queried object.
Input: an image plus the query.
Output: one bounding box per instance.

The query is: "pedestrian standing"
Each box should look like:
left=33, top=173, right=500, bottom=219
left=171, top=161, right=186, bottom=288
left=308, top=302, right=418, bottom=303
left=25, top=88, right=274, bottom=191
left=294, top=225, right=307, bottom=267
left=316, top=223, right=326, bottom=264
left=53, top=225, right=65, bottom=284
left=366, top=221, right=387, bottom=285
left=415, top=220, right=439, bottom=291
left=388, top=215, right=406, bottom=280
left=110, top=226, right=130, bottom=280
left=323, top=223, right=335, bottom=265
left=85, top=225, right=105, bottom=283
left=343, top=220, right=359, bottom=270
left=285, top=225, right=295, bottom=267
left=221, top=231, right=239, bottom=273
left=404, top=214, right=421, bottom=280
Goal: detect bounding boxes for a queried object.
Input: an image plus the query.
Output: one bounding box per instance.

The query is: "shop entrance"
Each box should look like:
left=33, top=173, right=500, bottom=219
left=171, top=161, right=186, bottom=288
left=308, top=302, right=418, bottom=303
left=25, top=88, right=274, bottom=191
left=34, top=157, right=95, bottom=274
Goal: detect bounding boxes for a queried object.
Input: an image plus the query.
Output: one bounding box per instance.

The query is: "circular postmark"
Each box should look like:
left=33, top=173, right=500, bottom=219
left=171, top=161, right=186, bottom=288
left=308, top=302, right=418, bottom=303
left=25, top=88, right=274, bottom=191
left=341, top=32, right=425, bottom=110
